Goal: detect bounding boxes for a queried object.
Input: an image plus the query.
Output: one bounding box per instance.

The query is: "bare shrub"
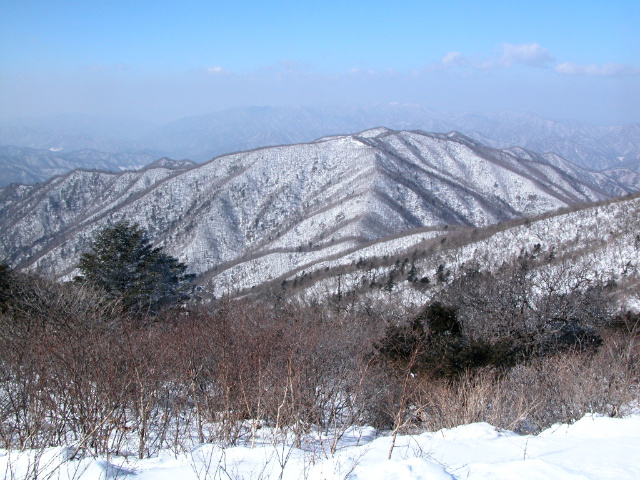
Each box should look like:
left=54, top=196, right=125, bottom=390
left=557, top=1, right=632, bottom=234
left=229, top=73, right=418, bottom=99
left=406, top=326, right=639, bottom=434
left=1, top=265, right=637, bottom=466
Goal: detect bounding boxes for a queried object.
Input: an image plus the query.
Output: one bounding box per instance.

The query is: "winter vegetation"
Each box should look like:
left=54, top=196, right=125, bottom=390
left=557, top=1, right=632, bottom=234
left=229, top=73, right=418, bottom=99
left=74, top=222, right=194, bottom=314
left=1, top=128, right=635, bottom=288
left=1, top=129, right=639, bottom=478
left=4, top=0, right=640, bottom=473
left=1, top=190, right=639, bottom=478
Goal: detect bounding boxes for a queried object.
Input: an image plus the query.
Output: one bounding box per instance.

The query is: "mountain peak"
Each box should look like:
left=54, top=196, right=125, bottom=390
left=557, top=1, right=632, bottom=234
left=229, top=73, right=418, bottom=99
left=355, top=127, right=393, bottom=139
left=444, top=131, right=486, bottom=148
left=1, top=129, right=632, bottom=296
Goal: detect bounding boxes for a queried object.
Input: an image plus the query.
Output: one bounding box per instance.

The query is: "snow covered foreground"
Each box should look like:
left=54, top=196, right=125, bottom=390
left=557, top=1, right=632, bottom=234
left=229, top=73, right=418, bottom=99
left=3, top=414, right=640, bottom=480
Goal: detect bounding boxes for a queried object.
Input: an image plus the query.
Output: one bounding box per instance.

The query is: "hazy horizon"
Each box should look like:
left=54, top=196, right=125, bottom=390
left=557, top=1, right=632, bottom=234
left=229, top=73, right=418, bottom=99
left=1, top=1, right=638, bottom=126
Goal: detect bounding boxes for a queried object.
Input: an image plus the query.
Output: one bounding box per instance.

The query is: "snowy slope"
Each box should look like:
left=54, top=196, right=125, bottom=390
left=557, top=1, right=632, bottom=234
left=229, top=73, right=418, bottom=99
left=0, top=145, right=164, bottom=187
left=0, top=128, right=634, bottom=289
left=285, top=193, right=640, bottom=311
left=2, top=413, right=639, bottom=479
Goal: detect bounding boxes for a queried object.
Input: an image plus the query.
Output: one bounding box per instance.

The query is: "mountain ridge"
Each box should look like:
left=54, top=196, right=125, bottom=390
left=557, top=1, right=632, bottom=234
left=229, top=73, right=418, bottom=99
left=140, top=106, right=640, bottom=169
left=1, top=128, right=636, bottom=297
left=2, top=106, right=639, bottom=187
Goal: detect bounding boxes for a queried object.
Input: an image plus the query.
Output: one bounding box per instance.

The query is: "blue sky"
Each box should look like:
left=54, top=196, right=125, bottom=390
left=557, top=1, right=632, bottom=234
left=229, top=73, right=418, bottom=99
left=1, top=0, right=638, bottom=124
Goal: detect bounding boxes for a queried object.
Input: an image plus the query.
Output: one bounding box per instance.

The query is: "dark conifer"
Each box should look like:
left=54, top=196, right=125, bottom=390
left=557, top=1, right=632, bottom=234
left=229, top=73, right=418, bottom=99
left=76, top=222, right=194, bottom=313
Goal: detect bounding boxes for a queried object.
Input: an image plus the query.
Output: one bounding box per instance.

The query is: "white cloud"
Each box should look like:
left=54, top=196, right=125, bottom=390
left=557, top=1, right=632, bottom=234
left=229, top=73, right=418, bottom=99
left=441, top=51, right=469, bottom=68
left=440, top=43, right=555, bottom=71
left=439, top=42, right=637, bottom=77
left=556, top=62, right=639, bottom=76
left=205, top=66, right=228, bottom=75
left=499, top=43, right=555, bottom=68
left=477, top=60, right=496, bottom=71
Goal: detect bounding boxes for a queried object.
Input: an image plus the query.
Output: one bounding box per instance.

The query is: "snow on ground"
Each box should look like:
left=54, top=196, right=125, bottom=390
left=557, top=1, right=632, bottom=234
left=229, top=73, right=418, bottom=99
left=2, top=414, right=639, bottom=479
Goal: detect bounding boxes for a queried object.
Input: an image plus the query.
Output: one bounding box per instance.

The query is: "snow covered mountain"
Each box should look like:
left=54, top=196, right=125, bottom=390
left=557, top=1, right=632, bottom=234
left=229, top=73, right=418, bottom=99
left=142, top=105, right=640, bottom=170
left=3, top=106, right=639, bottom=188
left=273, top=191, right=640, bottom=311
left=0, top=145, right=166, bottom=186
left=0, top=123, right=166, bottom=186
left=0, top=128, right=635, bottom=293
left=450, top=111, right=640, bottom=172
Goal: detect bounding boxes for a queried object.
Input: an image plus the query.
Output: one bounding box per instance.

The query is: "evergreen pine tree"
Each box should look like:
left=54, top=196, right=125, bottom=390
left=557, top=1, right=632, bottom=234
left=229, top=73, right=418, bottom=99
left=76, top=222, right=194, bottom=313
left=407, top=262, right=418, bottom=283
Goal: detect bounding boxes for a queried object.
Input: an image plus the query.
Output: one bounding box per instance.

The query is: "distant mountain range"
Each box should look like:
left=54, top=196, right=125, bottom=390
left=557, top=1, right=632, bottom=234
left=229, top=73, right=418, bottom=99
left=140, top=106, right=640, bottom=171
left=1, top=105, right=639, bottom=187
left=0, top=145, right=163, bottom=186
left=0, top=125, right=162, bottom=186
left=1, top=128, right=636, bottom=297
